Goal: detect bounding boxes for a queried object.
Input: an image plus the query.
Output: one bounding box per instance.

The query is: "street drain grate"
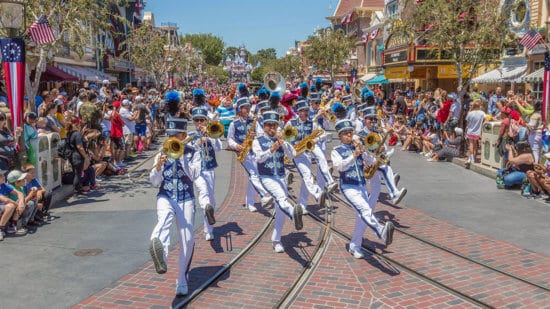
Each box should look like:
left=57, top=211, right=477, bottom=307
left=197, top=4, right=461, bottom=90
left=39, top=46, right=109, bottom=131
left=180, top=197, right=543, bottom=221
left=74, top=248, right=103, bottom=256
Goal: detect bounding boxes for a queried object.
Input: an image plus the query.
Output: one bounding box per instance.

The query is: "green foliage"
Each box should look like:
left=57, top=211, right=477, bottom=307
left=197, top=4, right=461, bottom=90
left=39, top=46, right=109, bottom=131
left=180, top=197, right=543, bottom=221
left=204, top=64, right=229, bottom=84
left=250, top=67, right=265, bottom=82
left=180, top=33, right=225, bottom=65
left=124, top=25, right=169, bottom=86
left=304, top=28, right=354, bottom=80
left=265, top=54, right=302, bottom=80
left=399, top=0, right=509, bottom=88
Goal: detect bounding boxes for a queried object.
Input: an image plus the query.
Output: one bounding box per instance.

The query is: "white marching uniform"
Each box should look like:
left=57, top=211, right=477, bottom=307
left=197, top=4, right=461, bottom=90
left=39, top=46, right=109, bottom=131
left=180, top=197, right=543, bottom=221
left=190, top=132, right=222, bottom=235
left=285, top=119, right=323, bottom=208
left=331, top=143, right=387, bottom=253
left=253, top=135, right=297, bottom=243
left=149, top=146, right=200, bottom=290
left=227, top=116, right=270, bottom=208
left=309, top=109, right=335, bottom=190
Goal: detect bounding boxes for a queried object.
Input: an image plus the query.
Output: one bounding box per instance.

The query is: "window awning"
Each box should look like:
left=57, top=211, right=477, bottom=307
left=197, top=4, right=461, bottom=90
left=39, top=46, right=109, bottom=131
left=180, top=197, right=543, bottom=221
left=41, top=65, right=79, bottom=82
left=471, top=57, right=527, bottom=84
left=522, top=68, right=544, bottom=83
left=57, top=64, right=117, bottom=82
left=360, top=73, right=376, bottom=82
left=366, top=74, right=388, bottom=84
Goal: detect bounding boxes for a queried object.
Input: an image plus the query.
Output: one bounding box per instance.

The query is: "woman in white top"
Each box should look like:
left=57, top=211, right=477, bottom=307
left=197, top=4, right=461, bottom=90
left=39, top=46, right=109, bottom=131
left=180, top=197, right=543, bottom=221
left=465, top=100, right=486, bottom=167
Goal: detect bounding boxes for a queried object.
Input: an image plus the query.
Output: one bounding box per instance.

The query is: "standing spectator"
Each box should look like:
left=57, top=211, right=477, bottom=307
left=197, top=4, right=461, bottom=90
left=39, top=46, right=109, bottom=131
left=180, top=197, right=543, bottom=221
left=444, top=93, right=461, bottom=136
left=67, top=122, right=91, bottom=194
left=134, top=97, right=149, bottom=153
left=119, top=99, right=136, bottom=158
left=216, top=96, right=236, bottom=138
left=55, top=99, right=68, bottom=138
left=23, top=112, right=38, bottom=166
left=488, top=86, right=503, bottom=117
left=527, top=103, right=543, bottom=163
left=0, top=112, right=16, bottom=172
left=394, top=91, right=407, bottom=116
left=436, top=91, right=451, bottom=132
left=76, top=92, right=87, bottom=118
left=43, top=102, right=62, bottom=133
left=110, top=101, right=125, bottom=168
left=465, top=99, right=486, bottom=167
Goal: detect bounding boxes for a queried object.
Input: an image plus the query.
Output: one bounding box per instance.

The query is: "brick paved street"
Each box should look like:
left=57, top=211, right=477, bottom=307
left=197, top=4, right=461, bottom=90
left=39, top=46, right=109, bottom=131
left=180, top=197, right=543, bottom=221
left=69, top=150, right=550, bottom=309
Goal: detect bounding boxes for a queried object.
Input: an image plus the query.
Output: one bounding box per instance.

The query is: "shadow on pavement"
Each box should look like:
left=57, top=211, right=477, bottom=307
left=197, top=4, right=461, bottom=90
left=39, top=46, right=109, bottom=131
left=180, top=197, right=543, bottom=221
left=210, top=221, right=244, bottom=253
left=282, top=231, right=314, bottom=267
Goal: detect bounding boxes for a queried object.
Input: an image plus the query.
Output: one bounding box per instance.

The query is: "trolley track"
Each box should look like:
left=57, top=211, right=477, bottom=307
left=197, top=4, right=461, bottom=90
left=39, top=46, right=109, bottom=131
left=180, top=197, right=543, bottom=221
left=320, top=190, right=550, bottom=308
left=329, top=192, right=550, bottom=293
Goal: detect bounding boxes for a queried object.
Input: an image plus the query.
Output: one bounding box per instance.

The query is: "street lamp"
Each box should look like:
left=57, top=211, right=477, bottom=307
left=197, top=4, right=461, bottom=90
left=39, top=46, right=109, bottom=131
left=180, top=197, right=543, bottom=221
left=0, top=0, right=25, bottom=38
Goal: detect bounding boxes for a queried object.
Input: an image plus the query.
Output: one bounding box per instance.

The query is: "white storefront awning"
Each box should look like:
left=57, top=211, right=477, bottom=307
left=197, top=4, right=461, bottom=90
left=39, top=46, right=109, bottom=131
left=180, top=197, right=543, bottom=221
left=471, top=57, right=527, bottom=84
left=57, top=64, right=118, bottom=82
left=360, top=73, right=376, bottom=82
left=522, top=68, right=544, bottom=83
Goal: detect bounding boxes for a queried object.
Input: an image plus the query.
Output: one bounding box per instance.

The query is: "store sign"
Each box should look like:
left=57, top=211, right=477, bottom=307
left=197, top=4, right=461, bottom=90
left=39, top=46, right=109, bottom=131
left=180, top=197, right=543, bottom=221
left=368, top=66, right=383, bottom=73
left=386, top=33, right=410, bottom=50
left=384, top=49, right=408, bottom=64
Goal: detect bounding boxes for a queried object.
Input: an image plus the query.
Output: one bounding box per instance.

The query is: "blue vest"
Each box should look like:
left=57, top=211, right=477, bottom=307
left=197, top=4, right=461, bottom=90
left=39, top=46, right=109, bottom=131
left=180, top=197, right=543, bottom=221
left=158, top=157, right=194, bottom=203
left=334, top=143, right=365, bottom=186
left=232, top=118, right=252, bottom=144
left=256, top=135, right=285, bottom=177
left=190, top=131, right=218, bottom=171
left=289, top=119, right=313, bottom=144
left=308, top=108, right=324, bottom=126
left=346, top=104, right=355, bottom=119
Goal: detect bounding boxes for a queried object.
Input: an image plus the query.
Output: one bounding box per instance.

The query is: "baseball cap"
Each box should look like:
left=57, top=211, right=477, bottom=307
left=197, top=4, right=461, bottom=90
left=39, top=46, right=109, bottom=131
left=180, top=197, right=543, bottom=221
left=112, top=101, right=121, bottom=108
left=122, top=99, right=131, bottom=105
left=7, top=170, right=27, bottom=183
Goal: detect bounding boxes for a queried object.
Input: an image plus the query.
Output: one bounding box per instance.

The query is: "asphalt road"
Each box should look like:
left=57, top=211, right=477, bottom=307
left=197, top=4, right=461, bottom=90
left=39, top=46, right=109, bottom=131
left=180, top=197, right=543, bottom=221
left=1, top=134, right=549, bottom=308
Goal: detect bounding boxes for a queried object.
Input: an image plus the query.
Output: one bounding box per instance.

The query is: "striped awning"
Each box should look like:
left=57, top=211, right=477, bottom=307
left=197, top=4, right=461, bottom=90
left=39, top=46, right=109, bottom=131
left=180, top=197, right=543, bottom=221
left=56, top=64, right=117, bottom=82
left=522, top=68, right=544, bottom=83
left=471, top=57, right=527, bottom=84
left=366, top=74, right=388, bottom=84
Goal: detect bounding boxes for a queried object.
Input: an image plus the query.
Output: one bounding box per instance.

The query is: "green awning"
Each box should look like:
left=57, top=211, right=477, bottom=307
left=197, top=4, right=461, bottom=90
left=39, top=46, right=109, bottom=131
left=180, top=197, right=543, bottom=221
left=366, top=74, right=388, bottom=84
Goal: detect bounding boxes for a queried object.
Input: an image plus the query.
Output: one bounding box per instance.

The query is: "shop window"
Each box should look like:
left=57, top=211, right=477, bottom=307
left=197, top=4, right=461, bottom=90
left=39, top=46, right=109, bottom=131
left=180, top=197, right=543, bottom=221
left=532, top=82, right=542, bottom=99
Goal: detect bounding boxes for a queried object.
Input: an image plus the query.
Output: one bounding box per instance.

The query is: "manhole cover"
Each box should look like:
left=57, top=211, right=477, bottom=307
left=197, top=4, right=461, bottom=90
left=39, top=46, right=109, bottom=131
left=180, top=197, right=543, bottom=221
left=74, top=248, right=103, bottom=256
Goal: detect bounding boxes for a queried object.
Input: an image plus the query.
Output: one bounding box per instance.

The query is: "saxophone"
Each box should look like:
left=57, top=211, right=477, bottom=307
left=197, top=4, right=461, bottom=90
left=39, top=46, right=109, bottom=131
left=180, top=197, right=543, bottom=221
left=293, top=129, right=324, bottom=156
left=363, top=132, right=390, bottom=179
left=237, top=115, right=258, bottom=163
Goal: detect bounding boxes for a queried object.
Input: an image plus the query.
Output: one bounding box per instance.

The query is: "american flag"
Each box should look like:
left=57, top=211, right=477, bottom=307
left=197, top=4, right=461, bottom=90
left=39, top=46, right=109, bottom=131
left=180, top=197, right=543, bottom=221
left=29, top=15, right=56, bottom=45
left=341, top=13, right=353, bottom=26
left=519, top=30, right=542, bottom=50
left=0, top=38, right=25, bottom=134
left=133, top=0, right=143, bottom=28
left=542, top=52, right=550, bottom=123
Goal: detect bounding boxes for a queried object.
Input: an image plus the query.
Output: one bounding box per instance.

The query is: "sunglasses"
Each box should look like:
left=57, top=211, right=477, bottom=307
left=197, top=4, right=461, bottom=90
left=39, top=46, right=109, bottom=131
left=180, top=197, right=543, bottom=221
left=193, top=118, right=206, bottom=122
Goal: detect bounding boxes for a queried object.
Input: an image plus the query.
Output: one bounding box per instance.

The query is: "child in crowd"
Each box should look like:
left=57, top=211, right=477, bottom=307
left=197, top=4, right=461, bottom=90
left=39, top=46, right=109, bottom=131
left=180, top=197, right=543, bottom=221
left=36, top=117, right=49, bottom=134
left=8, top=170, right=40, bottom=227
left=23, top=164, right=53, bottom=222
left=0, top=170, right=17, bottom=240
left=0, top=170, right=31, bottom=237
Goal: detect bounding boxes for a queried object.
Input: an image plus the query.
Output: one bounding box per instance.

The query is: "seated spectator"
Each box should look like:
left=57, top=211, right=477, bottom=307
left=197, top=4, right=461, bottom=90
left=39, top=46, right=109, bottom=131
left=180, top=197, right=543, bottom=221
left=0, top=112, right=17, bottom=171
left=496, top=141, right=534, bottom=189
left=525, top=161, right=550, bottom=198
left=428, top=127, right=464, bottom=162
left=391, top=116, right=409, bottom=146
left=1, top=170, right=31, bottom=236
left=0, top=170, right=17, bottom=240
left=23, top=164, right=53, bottom=222
left=401, top=122, right=424, bottom=151
left=7, top=170, right=40, bottom=227
left=421, top=126, right=439, bottom=158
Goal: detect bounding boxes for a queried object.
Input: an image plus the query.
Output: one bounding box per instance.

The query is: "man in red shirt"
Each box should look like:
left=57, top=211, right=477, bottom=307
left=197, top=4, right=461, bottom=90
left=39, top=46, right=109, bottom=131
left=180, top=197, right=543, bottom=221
left=110, top=101, right=125, bottom=168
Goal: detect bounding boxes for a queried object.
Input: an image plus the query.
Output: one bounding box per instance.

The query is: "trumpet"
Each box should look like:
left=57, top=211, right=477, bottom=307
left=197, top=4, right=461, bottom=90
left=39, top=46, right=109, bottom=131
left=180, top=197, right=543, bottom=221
left=312, top=107, right=336, bottom=123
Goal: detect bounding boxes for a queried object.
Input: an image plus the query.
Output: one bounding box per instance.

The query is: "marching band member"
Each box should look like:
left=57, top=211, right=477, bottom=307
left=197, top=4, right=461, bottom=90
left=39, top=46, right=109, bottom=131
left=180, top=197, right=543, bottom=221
left=343, top=94, right=356, bottom=122
left=308, top=91, right=335, bottom=190
left=331, top=119, right=395, bottom=259
left=357, top=107, right=406, bottom=206
left=227, top=97, right=274, bottom=212
left=253, top=111, right=302, bottom=253
left=189, top=107, right=221, bottom=241
left=286, top=100, right=336, bottom=214
left=149, top=118, right=200, bottom=297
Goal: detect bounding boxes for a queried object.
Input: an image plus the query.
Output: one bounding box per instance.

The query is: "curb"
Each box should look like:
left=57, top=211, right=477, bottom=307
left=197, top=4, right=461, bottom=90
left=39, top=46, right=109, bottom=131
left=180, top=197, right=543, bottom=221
left=451, top=157, right=498, bottom=179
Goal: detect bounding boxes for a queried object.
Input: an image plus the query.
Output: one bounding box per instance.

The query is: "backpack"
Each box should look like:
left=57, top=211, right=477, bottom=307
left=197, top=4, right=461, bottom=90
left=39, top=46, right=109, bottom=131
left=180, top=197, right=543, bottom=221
left=57, top=132, right=74, bottom=160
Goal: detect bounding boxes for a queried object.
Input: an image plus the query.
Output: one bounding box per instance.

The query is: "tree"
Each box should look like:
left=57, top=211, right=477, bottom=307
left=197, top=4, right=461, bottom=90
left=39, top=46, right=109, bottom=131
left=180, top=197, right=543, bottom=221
left=124, top=24, right=169, bottom=87
left=223, top=46, right=251, bottom=63
left=265, top=54, right=302, bottom=81
left=204, top=64, right=229, bottom=84
left=19, top=0, right=125, bottom=112
left=304, top=28, right=354, bottom=81
left=250, top=67, right=265, bottom=82
left=180, top=33, right=224, bottom=65
left=399, top=0, right=508, bottom=93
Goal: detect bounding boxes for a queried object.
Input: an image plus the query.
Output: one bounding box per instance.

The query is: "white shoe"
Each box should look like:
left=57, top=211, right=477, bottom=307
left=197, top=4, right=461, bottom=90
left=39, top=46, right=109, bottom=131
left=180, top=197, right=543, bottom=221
left=273, top=242, right=284, bottom=253
left=425, top=151, right=433, bottom=157
left=380, top=222, right=395, bottom=246
left=391, top=188, right=407, bottom=205
left=247, top=204, right=257, bottom=212
left=300, top=204, right=309, bottom=215
left=386, top=148, right=395, bottom=159
left=427, top=157, right=437, bottom=162
left=261, top=196, right=274, bottom=207
left=326, top=182, right=338, bottom=194
left=205, top=232, right=213, bottom=241
left=176, top=285, right=188, bottom=296
left=349, top=248, right=365, bottom=259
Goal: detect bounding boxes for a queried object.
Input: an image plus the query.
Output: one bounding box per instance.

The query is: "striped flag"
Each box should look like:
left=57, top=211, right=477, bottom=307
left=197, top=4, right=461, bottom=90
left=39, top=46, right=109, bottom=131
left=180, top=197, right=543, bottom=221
left=341, top=13, right=353, bottom=26
left=0, top=38, right=25, bottom=134
left=370, top=28, right=380, bottom=40
left=133, top=0, right=143, bottom=28
left=519, top=30, right=542, bottom=50
left=29, top=15, right=56, bottom=45
left=542, top=52, right=550, bottom=123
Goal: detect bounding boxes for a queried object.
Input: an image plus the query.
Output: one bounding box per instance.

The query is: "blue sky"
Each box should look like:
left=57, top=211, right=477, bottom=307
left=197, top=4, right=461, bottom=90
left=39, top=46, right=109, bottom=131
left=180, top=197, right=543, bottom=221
left=144, top=0, right=335, bottom=57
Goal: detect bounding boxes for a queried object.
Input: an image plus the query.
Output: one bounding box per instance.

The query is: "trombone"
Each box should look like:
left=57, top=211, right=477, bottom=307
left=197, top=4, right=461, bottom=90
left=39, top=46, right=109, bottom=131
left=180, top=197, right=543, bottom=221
left=127, top=134, right=195, bottom=182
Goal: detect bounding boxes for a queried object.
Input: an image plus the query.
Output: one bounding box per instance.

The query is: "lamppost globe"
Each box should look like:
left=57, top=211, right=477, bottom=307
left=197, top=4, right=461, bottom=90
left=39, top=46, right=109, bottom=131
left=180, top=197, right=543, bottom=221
left=0, top=0, right=24, bottom=37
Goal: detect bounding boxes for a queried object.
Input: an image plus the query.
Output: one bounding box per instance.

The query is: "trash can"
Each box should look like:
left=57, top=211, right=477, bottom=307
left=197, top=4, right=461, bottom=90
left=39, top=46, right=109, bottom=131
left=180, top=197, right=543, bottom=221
left=480, top=121, right=503, bottom=169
